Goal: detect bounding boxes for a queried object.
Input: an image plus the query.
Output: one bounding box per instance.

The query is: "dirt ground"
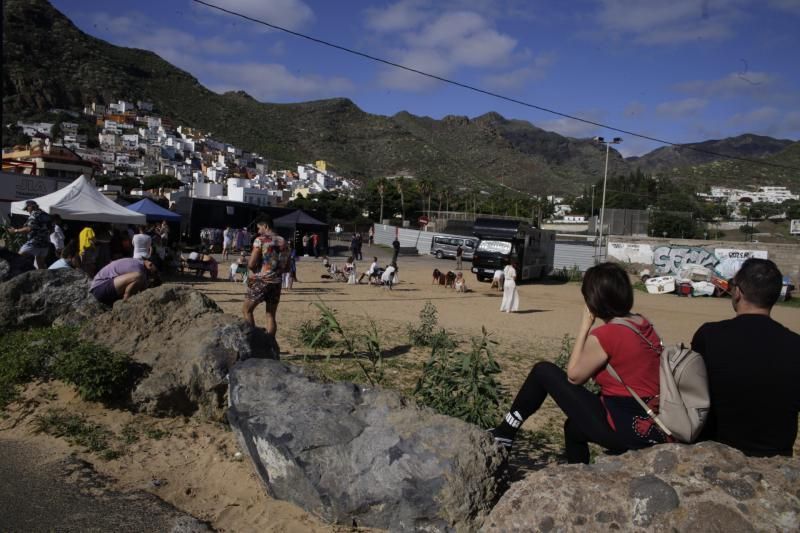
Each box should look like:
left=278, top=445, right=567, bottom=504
left=3, top=246, right=799, bottom=531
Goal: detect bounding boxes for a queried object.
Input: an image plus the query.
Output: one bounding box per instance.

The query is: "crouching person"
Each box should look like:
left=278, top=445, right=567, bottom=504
left=691, top=258, right=800, bottom=457
left=489, top=262, right=671, bottom=463
left=90, top=257, right=159, bottom=306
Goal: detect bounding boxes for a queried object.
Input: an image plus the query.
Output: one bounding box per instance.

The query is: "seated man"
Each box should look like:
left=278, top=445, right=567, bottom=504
left=90, top=257, right=159, bottom=306
left=359, top=256, right=381, bottom=284
left=48, top=241, right=79, bottom=270
left=691, top=258, right=800, bottom=457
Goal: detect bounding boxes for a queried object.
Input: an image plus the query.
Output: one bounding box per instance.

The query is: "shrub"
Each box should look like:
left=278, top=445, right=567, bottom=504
left=552, top=265, right=582, bottom=282
left=407, top=301, right=439, bottom=347
left=414, top=327, right=507, bottom=429
left=0, top=326, right=134, bottom=409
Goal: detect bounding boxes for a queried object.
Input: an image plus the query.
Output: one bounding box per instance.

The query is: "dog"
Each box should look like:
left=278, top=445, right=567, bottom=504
left=444, top=271, right=457, bottom=289
left=432, top=268, right=443, bottom=285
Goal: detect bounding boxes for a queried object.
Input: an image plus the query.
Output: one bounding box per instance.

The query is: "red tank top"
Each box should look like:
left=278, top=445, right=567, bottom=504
left=591, top=316, right=661, bottom=398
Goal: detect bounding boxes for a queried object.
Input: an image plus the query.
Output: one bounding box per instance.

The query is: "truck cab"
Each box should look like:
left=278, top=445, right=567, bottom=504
left=471, top=218, right=556, bottom=282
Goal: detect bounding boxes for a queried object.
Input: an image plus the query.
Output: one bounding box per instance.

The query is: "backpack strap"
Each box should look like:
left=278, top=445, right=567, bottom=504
left=609, top=316, right=663, bottom=354
left=605, top=316, right=673, bottom=437
left=604, top=363, right=672, bottom=437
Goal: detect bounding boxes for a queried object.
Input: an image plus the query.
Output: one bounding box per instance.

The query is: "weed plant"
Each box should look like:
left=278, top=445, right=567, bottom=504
left=414, top=327, right=507, bottom=429
left=34, top=408, right=120, bottom=459
left=407, top=301, right=439, bottom=347
left=0, top=224, right=25, bottom=252
left=552, top=265, right=582, bottom=283
left=299, top=317, right=335, bottom=349
left=0, top=326, right=133, bottom=409
left=309, top=301, right=385, bottom=386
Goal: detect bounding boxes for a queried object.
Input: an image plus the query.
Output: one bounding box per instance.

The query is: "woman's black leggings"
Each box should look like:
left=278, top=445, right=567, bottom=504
left=508, top=361, right=629, bottom=463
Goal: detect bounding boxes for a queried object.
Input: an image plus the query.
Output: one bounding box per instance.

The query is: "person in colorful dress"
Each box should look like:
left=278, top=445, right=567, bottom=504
left=242, top=216, right=290, bottom=337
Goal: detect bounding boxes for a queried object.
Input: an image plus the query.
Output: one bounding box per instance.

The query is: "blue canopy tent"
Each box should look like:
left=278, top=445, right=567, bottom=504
left=126, top=198, right=182, bottom=222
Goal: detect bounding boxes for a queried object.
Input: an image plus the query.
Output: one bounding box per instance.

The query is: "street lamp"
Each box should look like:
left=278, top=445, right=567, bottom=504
left=593, top=136, right=622, bottom=259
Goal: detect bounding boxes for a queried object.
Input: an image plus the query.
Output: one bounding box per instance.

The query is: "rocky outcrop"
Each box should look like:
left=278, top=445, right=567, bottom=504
left=80, top=285, right=278, bottom=419
left=485, top=441, right=800, bottom=532
left=0, top=247, right=35, bottom=282
left=0, top=268, right=106, bottom=329
left=227, top=358, right=506, bottom=531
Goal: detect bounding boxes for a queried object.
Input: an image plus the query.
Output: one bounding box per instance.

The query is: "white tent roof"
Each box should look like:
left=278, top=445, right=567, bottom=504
left=11, top=175, right=146, bottom=224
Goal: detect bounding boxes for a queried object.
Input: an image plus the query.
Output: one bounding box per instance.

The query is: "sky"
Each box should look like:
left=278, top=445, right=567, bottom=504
left=52, top=0, right=800, bottom=157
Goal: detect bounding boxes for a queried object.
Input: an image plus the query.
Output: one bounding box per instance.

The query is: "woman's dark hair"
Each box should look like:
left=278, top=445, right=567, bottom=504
left=581, top=262, right=634, bottom=320
left=733, top=258, right=782, bottom=309
left=255, top=215, right=273, bottom=229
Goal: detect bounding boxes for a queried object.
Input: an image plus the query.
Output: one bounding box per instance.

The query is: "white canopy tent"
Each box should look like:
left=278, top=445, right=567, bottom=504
left=11, top=175, right=146, bottom=224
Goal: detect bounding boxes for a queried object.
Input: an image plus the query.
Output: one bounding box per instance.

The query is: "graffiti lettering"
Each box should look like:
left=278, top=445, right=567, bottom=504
left=653, top=246, right=718, bottom=275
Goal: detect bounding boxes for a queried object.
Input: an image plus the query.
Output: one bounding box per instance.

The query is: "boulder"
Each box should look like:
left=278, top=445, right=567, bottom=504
left=80, top=285, right=278, bottom=419
left=0, top=247, right=35, bottom=282
left=0, top=268, right=106, bottom=329
left=484, top=441, right=800, bottom=532
left=227, top=358, right=506, bottom=531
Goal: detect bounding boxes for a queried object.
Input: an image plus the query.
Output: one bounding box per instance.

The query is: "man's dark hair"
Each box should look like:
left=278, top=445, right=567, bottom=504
left=61, top=241, right=78, bottom=259
left=255, top=215, right=273, bottom=229
left=733, top=258, right=782, bottom=309
left=581, top=262, right=634, bottom=320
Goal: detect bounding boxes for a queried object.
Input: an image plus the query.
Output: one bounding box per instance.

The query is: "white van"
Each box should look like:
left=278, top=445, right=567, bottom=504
left=430, top=235, right=477, bottom=260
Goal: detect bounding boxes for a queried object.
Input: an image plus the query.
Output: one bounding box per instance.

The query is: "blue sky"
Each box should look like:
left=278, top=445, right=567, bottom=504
left=52, top=0, right=800, bottom=156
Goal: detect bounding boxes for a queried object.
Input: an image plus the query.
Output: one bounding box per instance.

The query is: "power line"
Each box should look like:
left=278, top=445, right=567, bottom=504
left=192, top=0, right=800, bottom=173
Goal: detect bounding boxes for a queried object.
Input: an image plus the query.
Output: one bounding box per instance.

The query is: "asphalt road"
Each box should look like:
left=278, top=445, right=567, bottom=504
left=0, top=438, right=211, bottom=532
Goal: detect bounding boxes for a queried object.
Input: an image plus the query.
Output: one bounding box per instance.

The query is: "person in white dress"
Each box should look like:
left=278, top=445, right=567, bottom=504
left=345, top=256, right=358, bottom=284
left=500, top=261, right=519, bottom=312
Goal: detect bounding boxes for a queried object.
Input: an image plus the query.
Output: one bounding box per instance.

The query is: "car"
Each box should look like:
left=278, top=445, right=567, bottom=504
left=430, top=235, right=477, bottom=260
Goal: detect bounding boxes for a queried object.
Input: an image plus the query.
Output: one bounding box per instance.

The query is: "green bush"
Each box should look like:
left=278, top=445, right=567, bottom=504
left=0, top=326, right=134, bottom=409
left=552, top=265, right=582, bottom=282
left=407, top=301, right=439, bottom=347
left=414, top=327, right=507, bottom=429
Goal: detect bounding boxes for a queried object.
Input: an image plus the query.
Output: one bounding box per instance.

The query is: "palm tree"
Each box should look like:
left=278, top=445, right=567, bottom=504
left=417, top=178, right=433, bottom=218
left=396, top=178, right=405, bottom=222
left=376, top=177, right=388, bottom=222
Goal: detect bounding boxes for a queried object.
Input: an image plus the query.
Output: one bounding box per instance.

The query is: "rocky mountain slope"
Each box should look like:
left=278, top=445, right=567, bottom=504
left=4, top=0, right=797, bottom=192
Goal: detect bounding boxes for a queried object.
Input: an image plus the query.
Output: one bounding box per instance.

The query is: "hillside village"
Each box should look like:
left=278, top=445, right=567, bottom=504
left=4, top=98, right=798, bottom=225
left=5, top=99, right=359, bottom=209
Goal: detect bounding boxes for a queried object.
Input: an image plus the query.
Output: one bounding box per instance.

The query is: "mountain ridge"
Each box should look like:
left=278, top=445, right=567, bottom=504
left=3, top=0, right=798, bottom=193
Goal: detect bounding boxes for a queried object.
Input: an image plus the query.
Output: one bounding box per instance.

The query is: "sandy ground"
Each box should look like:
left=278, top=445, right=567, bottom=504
left=2, top=246, right=799, bottom=531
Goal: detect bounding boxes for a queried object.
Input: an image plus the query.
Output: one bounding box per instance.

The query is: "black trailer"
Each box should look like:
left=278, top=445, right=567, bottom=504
left=470, top=218, right=556, bottom=282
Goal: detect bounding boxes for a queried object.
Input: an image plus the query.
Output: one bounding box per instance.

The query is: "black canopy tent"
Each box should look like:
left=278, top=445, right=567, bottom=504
left=273, top=210, right=329, bottom=254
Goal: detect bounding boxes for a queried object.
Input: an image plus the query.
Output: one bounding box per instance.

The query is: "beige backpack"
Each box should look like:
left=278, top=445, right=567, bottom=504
left=607, top=317, right=710, bottom=443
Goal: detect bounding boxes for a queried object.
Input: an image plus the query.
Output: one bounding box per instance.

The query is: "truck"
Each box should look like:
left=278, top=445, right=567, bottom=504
left=470, top=218, right=556, bottom=282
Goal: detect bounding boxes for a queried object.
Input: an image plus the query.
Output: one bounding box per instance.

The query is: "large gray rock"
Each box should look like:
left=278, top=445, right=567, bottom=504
left=228, top=358, right=506, bottom=531
left=0, top=268, right=106, bottom=329
left=80, top=285, right=278, bottom=419
left=484, top=441, right=800, bottom=532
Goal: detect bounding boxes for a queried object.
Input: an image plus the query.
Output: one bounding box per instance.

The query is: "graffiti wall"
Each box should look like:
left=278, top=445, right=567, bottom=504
left=608, top=241, right=768, bottom=277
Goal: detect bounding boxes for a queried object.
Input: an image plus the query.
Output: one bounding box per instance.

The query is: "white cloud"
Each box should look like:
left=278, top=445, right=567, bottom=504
left=89, top=11, right=352, bottom=102
left=726, top=108, right=800, bottom=138
left=196, top=0, right=314, bottom=30
left=207, top=62, right=355, bottom=101
left=674, top=71, right=775, bottom=97
left=540, top=111, right=604, bottom=138
left=365, top=0, right=428, bottom=32
left=482, top=53, right=555, bottom=90
left=594, top=0, right=745, bottom=45
left=378, top=48, right=452, bottom=91
left=370, top=7, right=520, bottom=90
left=655, top=97, right=708, bottom=117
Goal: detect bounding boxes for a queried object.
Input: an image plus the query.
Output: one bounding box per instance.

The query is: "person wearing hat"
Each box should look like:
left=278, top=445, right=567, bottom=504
left=9, top=200, right=51, bottom=269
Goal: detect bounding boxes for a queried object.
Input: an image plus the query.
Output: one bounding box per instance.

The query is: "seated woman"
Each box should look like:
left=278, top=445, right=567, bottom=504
left=489, top=262, right=670, bottom=464
left=344, top=256, right=357, bottom=284
left=381, top=263, right=398, bottom=289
